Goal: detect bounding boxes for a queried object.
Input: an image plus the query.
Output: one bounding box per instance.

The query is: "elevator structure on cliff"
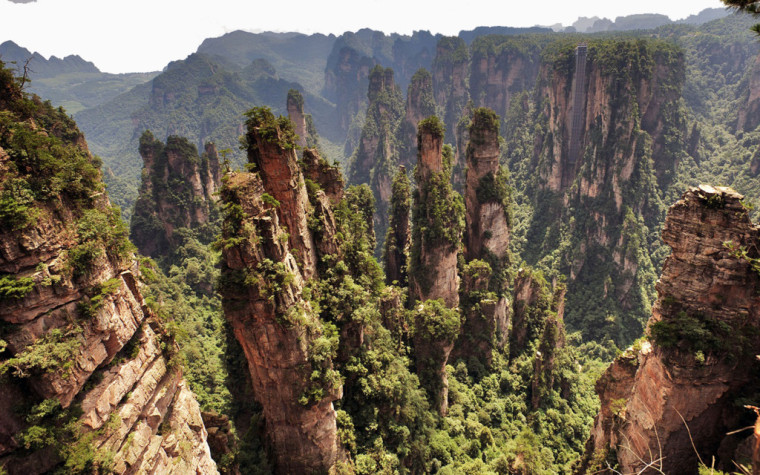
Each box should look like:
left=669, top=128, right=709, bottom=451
left=567, top=43, right=587, bottom=169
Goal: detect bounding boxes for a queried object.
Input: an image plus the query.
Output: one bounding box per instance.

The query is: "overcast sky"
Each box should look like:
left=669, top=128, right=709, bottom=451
left=1, top=0, right=727, bottom=73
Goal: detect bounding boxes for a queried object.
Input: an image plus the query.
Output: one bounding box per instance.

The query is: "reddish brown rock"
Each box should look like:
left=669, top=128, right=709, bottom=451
left=218, top=169, right=341, bottom=474
left=578, top=186, right=760, bottom=475
left=244, top=109, right=319, bottom=279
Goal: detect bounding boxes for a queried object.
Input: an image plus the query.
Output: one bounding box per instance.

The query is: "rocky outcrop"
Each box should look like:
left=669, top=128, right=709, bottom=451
left=397, top=69, right=436, bottom=170
left=287, top=88, right=320, bottom=149
left=130, top=131, right=220, bottom=258
left=408, top=117, right=464, bottom=416
left=244, top=108, right=319, bottom=279
left=0, top=71, right=217, bottom=474
left=524, top=39, right=685, bottom=344
left=409, top=117, right=462, bottom=308
left=347, top=65, right=405, bottom=252
left=383, top=166, right=411, bottom=286
left=301, top=148, right=344, bottom=204
left=287, top=89, right=309, bottom=148
left=535, top=40, right=684, bottom=194
left=578, top=185, right=760, bottom=474
left=219, top=108, right=342, bottom=473
left=464, top=108, right=509, bottom=262
left=451, top=108, right=512, bottom=366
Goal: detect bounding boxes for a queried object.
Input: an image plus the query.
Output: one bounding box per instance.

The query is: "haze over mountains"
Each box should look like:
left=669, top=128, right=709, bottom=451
left=5, top=3, right=760, bottom=474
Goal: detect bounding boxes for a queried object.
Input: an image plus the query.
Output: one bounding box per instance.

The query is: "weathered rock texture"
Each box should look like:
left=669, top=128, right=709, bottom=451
left=244, top=110, right=319, bottom=279
left=301, top=148, right=345, bottom=204
left=398, top=69, right=436, bottom=170
left=219, top=109, right=342, bottom=473
left=130, top=131, right=220, bottom=258
left=464, top=108, right=509, bottom=262
left=432, top=37, right=470, bottom=148
left=287, top=88, right=319, bottom=149
left=347, top=66, right=405, bottom=252
left=408, top=117, right=464, bottom=416
left=469, top=36, right=541, bottom=124
left=0, top=85, right=217, bottom=473
left=452, top=108, right=511, bottom=365
left=383, top=166, right=411, bottom=286
left=526, top=39, right=686, bottom=344
left=578, top=185, right=760, bottom=475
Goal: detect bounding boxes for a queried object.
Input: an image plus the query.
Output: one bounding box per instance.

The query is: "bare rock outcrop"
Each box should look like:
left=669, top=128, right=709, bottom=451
left=219, top=108, right=343, bottom=473
left=244, top=108, right=319, bottom=279
left=578, top=185, right=760, bottom=474
left=408, top=116, right=464, bottom=416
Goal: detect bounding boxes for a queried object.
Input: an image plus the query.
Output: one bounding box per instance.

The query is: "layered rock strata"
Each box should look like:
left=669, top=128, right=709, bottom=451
left=578, top=185, right=760, bottom=474
left=0, top=81, right=217, bottom=473
left=219, top=109, right=342, bottom=473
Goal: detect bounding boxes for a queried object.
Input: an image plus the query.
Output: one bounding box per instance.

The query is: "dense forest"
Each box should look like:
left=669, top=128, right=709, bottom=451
left=3, top=6, right=760, bottom=475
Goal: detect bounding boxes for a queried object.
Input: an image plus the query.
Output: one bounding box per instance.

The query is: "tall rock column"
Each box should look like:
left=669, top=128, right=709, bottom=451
left=398, top=69, right=436, bottom=170
left=409, top=116, right=465, bottom=415
left=244, top=107, right=319, bottom=279
left=578, top=185, right=760, bottom=475
left=130, top=132, right=221, bottom=259
left=452, top=108, right=512, bottom=364
left=219, top=110, right=343, bottom=472
left=464, top=107, right=510, bottom=262
left=383, top=166, right=411, bottom=286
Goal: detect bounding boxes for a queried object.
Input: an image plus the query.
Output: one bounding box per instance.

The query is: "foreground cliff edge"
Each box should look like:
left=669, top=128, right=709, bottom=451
left=0, top=63, right=218, bottom=474
left=578, top=185, right=760, bottom=474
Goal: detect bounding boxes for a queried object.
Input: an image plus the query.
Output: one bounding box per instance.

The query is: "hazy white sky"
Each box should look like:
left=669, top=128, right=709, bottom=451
left=1, top=0, right=727, bottom=73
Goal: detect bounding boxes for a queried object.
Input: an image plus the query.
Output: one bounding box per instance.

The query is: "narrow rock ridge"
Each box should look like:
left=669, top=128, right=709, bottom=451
left=578, top=185, right=760, bottom=474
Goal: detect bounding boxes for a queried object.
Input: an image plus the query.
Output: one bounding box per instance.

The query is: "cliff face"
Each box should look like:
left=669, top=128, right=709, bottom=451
left=0, top=69, right=216, bottom=474
left=469, top=37, right=541, bottom=123
left=737, top=53, right=760, bottom=133
left=432, top=37, right=470, bottom=143
left=244, top=108, right=319, bottom=280
left=219, top=108, right=341, bottom=473
left=579, top=186, right=760, bottom=474
left=286, top=88, right=319, bottom=149
left=524, top=39, right=686, bottom=344
left=130, top=131, right=220, bottom=258
left=536, top=41, right=684, bottom=194
left=464, top=108, right=509, bottom=262
left=347, top=66, right=405, bottom=252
